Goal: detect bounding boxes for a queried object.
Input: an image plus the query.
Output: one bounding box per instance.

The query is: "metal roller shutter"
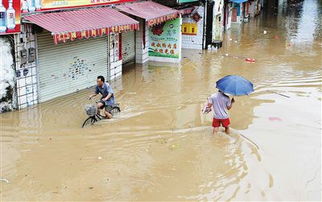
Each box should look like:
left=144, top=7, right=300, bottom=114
left=121, top=31, right=135, bottom=64
left=37, top=31, right=108, bottom=102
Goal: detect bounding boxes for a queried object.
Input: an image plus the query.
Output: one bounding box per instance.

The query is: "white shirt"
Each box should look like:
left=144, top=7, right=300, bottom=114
left=208, top=92, right=231, bottom=119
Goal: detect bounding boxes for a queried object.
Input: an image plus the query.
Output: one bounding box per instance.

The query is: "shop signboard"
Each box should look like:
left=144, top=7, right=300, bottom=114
left=149, top=18, right=180, bottom=59
left=0, top=0, right=21, bottom=35
left=21, top=0, right=135, bottom=12
left=182, top=22, right=197, bottom=35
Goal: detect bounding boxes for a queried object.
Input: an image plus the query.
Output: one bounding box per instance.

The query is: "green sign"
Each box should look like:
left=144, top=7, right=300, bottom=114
left=149, top=18, right=180, bottom=59
left=178, top=0, right=198, bottom=3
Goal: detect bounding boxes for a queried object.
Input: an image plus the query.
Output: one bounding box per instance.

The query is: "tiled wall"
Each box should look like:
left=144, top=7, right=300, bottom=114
left=15, top=24, right=38, bottom=109
left=109, top=33, right=122, bottom=81
left=182, top=6, right=204, bottom=50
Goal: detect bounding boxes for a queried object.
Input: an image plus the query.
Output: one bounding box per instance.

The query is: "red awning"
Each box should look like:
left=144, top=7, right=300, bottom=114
left=116, top=1, right=179, bottom=27
left=177, top=7, right=195, bottom=15
left=24, top=7, right=139, bottom=44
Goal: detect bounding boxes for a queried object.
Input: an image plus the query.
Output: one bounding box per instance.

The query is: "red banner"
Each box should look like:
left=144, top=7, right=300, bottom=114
left=53, top=24, right=139, bottom=44
left=0, top=0, right=21, bottom=35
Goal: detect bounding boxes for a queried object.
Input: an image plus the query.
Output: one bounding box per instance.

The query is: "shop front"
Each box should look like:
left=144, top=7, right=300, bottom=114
left=116, top=1, right=181, bottom=64
left=23, top=7, right=139, bottom=103
left=181, top=0, right=223, bottom=50
left=230, top=0, right=248, bottom=24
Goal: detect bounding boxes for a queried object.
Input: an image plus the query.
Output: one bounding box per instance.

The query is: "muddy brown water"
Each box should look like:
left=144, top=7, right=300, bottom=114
left=1, top=1, right=321, bottom=201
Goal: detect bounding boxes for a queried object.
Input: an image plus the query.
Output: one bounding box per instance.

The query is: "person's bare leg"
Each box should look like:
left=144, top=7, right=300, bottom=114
left=213, top=127, right=219, bottom=135
left=225, top=127, right=230, bottom=134
left=97, top=103, right=104, bottom=115
left=104, top=109, right=113, bottom=119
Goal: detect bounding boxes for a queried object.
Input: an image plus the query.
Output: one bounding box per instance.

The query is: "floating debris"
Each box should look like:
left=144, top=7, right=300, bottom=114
left=268, top=90, right=290, bottom=98
left=0, top=178, right=9, bottom=183
left=245, top=58, right=256, bottom=63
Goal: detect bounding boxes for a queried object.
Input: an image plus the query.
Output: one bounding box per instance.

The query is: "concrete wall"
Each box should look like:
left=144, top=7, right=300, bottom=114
left=0, top=36, right=16, bottom=113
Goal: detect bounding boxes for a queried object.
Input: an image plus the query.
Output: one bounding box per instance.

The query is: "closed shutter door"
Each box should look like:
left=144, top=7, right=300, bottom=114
left=37, top=31, right=108, bottom=102
left=121, top=31, right=135, bottom=64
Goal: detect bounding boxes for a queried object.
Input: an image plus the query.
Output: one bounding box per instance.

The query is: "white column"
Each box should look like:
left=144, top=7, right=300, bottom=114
left=109, top=33, right=123, bottom=82
left=135, top=20, right=149, bottom=64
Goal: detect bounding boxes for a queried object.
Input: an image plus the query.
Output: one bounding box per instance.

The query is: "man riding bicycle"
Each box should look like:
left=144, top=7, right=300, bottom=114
left=89, top=76, right=115, bottom=119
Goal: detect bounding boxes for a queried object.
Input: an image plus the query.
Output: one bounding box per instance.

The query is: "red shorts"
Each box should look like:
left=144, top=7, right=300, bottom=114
left=212, top=118, right=230, bottom=128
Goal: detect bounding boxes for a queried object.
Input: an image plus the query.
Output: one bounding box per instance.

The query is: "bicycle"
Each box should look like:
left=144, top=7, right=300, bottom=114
left=82, top=102, right=121, bottom=128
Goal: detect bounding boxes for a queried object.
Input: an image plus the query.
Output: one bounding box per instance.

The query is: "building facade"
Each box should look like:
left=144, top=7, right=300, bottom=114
left=0, top=0, right=183, bottom=112
left=0, top=0, right=265, bottom=113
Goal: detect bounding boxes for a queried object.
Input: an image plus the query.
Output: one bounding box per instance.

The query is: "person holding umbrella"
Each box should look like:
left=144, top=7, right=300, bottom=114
left=205, top=90, right=235, bottom=135
left=204, top=75, right=254, bottom=135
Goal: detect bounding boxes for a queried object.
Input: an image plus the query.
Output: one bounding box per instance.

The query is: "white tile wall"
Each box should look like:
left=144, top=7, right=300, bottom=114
left=16, top=24, right=39, bottom=110
left=109, top=60, right=122, bottom=81
left=182, top=6, right=204, bottom=50
left=108, top=33, right=123, bottom=81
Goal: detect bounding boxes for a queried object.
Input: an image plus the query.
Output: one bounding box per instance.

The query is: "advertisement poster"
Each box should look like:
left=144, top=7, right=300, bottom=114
left=149, top=18, right=180, bottom=59
left=21, top=0, right=131, bottom=11
left=0, top=0, right=21, bottom=35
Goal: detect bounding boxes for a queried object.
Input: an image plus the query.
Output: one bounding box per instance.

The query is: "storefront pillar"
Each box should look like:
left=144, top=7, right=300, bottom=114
left=109, top=33, right=123, bottom=82
left=135, top=20, right=149, bottom=64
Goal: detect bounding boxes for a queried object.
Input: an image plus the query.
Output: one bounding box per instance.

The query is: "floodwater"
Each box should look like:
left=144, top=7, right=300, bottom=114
left=1, top=0, right=321, bottom=201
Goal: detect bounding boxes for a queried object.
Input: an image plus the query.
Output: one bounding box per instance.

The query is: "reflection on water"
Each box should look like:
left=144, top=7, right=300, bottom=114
left=1, top=0, right=321, bottom=200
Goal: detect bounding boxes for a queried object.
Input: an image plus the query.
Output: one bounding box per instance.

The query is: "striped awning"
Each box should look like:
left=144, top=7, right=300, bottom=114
left=24, top=7, right=139, bottom=44
left=177, top=6, right=195, bottom=15
left=116, top=1, right=179, bottom=27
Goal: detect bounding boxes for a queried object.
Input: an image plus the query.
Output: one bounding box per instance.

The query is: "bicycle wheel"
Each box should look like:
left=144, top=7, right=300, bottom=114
left=82, top=117, right=95, bottom=128
left=109, top=107, right=121, bottom=115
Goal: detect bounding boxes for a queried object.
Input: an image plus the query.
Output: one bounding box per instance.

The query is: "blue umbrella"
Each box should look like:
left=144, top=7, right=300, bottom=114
left=216, top=75, right=254, bottom=96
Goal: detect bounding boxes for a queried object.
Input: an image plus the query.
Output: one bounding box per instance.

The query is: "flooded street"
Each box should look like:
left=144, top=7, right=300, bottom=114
left=1, top=0, right=321, bottom=201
